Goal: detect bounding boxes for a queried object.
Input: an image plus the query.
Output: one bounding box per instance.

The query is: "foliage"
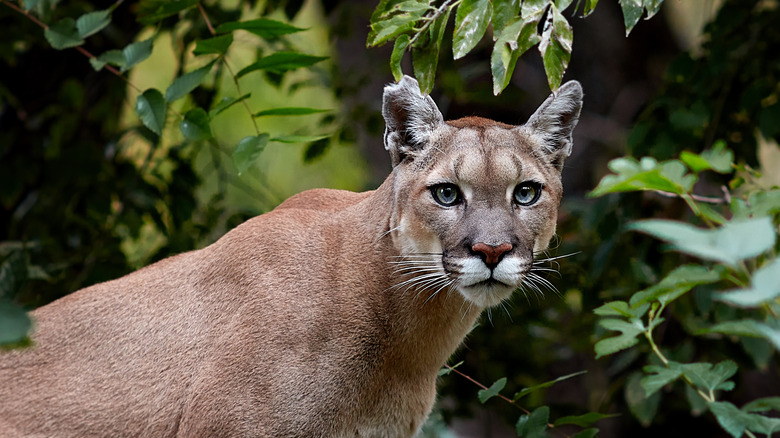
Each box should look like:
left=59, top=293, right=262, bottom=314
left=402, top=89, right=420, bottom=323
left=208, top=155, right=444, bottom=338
left=0, top=0, right=341, bottom=346
left=367, top=0, right=663, bottom=94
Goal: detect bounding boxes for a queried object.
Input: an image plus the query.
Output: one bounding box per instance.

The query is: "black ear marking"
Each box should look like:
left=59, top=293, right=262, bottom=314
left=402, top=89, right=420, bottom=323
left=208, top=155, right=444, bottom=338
left=382, top=76, right=444, bottom=167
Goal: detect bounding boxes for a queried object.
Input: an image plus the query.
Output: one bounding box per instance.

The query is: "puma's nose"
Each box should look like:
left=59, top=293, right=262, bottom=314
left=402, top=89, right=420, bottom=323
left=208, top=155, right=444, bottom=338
left=471, top=242, right=513, bottom=267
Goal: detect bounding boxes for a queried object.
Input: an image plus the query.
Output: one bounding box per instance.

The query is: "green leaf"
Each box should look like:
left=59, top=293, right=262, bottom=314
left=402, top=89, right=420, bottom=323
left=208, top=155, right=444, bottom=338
left=583, top=0, right=599, bottom=16
left=437, top=360, right=463, bottom=377
left=137, top=0, right=199, bottom=25
left=237, top=52, right=328, bottom=78
left=490, top=16, right=541, bottom=95
left=620, top=0, right=643, bottom=35
left=629, top=265, right=725, bottom=307
left=76, top=9, right=111, bottom=39
left=270, top=134, right=330, bottom=144
left=452, top=0, right=492, bottom=59
left=135, top=88, right=167, bottom=136
left=179, top=108, right=212, bottom=141
left=554, top=412, right=619, bottom=427
left=215, top=19, right=306, bottom=39
left=679, top=141, right=734, bottom=174
left=367, top=2, right=429, bottom=47
left=0, top=300, right=32, bottom=346
left=193, top=34, right=233, bottom=56
left=209, top=94, right=251, bottom=118
left=595, top=318, right=644, bottom=358
left=516, top=406, right=549, bottom=438
left=677, top=361, right=737, bottom=393
left=411, top=5, right=451, bottom=94
left=716, top=258, right=780, bottom=307
left=44, top=18, right=85, bottom=50
left=539, top=3, right=572, bottom=91
left=743, top=397, right=780, bottom=413
left=709, top=401, right=750, bottom=438
left=644, top=0, right=663, bottom=19
left=513, top=370, right=587, bottom=401
left=701, top=319, right=780, bottom=351
left=589, top=157, right=696, bottom=197
left=122, top=38, right=154, bottom=72
left=628, top=217, right=776, bottom=267
left=625, top=372, right=660, bottom=426
left=641, top=364, right=682, bottom=397
left=233, top=134, right=270, bottom=175
left=593, top=300, right=650, bottom=319
left=390, top=34, right=411, bottom=81
left=165, top=60, right=217, bottom=102
left=253, top=107, right=330, bottom=117
left=90, top=49, right=125, bottom=71
left=491, top=0, right=520, bottom=38
left=477, top=377, right=506, bottom=403
left=573, top=429, right=599, bottom=438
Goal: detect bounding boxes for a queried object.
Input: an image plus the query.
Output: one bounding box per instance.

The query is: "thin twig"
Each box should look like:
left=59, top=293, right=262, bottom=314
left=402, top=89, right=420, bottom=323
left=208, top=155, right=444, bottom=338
left=407, top=0, right=460, bottom=47
left=197, top=2, right=216, bottom=35
left=654, top=190, right=729, bottom=204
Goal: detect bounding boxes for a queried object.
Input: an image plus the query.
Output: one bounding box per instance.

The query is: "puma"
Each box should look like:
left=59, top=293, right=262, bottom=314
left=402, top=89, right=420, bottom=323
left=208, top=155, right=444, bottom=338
left=0, top=76, right=582, bottom=437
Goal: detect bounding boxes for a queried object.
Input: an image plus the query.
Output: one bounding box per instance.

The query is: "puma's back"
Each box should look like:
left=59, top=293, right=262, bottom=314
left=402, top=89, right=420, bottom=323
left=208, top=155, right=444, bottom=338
left=0, top=76, right=582, bottom=437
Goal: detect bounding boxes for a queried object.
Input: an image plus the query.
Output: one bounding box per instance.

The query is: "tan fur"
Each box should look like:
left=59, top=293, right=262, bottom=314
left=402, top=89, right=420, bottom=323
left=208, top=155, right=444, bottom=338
left=0, top=76, right=582, bottom=437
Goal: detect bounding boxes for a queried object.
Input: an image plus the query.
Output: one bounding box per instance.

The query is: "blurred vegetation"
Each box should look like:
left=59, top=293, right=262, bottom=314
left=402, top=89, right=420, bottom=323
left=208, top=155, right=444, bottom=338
left=2, top=0, right=780, bottom=436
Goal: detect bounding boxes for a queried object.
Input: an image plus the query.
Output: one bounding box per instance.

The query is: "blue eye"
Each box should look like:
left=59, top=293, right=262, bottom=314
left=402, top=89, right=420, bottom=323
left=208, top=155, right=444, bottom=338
left=431, top=184, right=461, bottom=206
left=514, top=182, right=542, bottom=206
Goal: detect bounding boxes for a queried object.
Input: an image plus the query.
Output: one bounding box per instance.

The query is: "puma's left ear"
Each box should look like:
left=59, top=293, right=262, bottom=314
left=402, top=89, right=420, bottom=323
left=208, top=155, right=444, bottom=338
left=524, top=81, right=583, bottom=171
left=382, top=75, right=445, bottom=167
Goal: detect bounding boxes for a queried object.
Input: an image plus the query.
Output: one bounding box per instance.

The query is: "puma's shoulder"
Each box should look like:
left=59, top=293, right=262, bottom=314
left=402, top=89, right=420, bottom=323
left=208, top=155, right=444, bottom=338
left=275, top=187, right=374, bottom=213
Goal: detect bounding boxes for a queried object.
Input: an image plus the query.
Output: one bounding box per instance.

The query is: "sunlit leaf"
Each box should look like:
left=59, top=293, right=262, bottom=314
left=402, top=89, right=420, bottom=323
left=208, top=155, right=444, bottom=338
left=700, top=319, right=780, bottom=351
left=209, top=94, right=250, bottom=118
left=516, top=406, right=549, bottom=438
left=593, top=300, right=649, bottom=319
left=193, top=34, right=233, bottom=55
left=437, top=360, right=464, bottom=377
left=179, top=108, right=212, bottom=141
left=367, top=1, right=429, bottom=47
left=554, top=412, right=619, bottom=427
left=679, top=141, right=733, bottom=174
left=122, top=38, right=154, bottom=72
left=628, top=217, right=776, bottom=267
left=233, top=134, right=270, bottom=175
left=477, top=377, right=506, bottom=403
left=237, top=52, right=328, bottom=77
left=215, top=19, right=306, bottom=39
left=76, top=9, right=111, bottom=38
left=44, top=18, right=84, bottom=50
left=491, top=0, right=520, bottom=38
left=620, top=0, right=643, bottom=35
left=135, top=88, right=166, bottom=136
left=411, top=6, right=450, bottom=94
left=589, top=157, right=696, bottom=197
left=253, top=107, right=330, bottom=117
left=165, top=60, right=217, bottom=102
left=452, top=0, right=492, bottom=59
left=629, top=265, right=725, bottom=307
left=490, top=16, right=541, bottom=95
left=716, top=258, right=780, bottom=307
left=513, top=370, right=587, bottom=400
left=539, top=3, right=573, bottom=91
left=583, top=0, right=599, bottom=16
left=390, top=34, right=411, bottom=81
left=270, top=134, right=330, bottom=144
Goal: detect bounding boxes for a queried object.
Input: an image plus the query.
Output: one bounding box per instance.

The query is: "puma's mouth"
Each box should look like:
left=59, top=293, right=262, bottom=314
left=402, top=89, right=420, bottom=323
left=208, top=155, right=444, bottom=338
left=472, top=278, right=509, bottom=288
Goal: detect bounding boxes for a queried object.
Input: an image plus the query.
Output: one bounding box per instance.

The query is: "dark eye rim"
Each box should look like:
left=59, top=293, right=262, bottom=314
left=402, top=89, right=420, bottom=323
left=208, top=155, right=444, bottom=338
left=430, top=183, right=462, bottom=207
left=513, top=181, right=543, bottom=206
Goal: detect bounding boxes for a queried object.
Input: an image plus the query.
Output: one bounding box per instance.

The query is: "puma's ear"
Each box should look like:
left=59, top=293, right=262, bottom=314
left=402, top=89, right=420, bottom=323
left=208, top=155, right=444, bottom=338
left=524, top=81, right=583, bottom=171
left=382, top=75, right=445, bottom=167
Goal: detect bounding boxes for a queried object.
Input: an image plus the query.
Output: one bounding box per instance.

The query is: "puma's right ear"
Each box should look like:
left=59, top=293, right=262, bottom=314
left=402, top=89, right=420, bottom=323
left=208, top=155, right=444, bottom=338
left=382, top=75, right=445, bottom=167
left=524, top=81, right=583, bottom=171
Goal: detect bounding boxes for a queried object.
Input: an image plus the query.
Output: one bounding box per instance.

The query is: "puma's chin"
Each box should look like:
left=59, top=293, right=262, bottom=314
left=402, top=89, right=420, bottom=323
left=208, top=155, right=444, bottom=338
left=457, top=281, right=516, bottom=308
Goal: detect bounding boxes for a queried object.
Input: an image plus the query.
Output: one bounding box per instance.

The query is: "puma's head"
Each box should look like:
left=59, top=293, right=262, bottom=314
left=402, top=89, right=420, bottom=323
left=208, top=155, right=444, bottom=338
left=383, top=76, right=582, bottom=308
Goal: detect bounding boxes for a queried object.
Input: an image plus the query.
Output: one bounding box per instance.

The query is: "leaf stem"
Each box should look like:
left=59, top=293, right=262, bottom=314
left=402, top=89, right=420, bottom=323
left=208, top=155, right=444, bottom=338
left=407, top=0, right=462, bottom=48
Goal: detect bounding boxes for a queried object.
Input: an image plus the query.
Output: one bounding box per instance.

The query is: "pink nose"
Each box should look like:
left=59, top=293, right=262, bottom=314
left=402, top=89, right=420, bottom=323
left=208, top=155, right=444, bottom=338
left=471, top=242, right=513, bottom=266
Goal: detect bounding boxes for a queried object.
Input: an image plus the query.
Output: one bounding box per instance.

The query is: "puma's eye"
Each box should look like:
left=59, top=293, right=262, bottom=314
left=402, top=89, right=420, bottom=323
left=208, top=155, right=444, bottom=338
left=431, top=184, right=461, bottom=206
left=513, top=182, right=542, bottom=206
